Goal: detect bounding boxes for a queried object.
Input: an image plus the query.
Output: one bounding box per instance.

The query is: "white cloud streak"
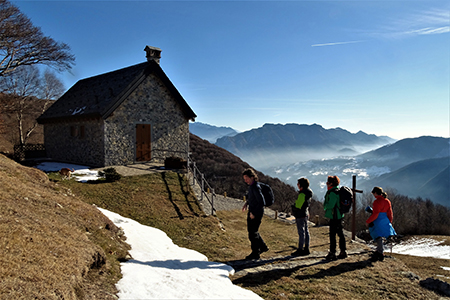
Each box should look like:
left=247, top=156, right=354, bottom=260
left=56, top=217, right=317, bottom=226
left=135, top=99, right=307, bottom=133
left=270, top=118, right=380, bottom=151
left=408, top=26, right=450, bottom=35
left=311, top=40, right=363, bottom=47
left=381, top=6, right=450, bottom=38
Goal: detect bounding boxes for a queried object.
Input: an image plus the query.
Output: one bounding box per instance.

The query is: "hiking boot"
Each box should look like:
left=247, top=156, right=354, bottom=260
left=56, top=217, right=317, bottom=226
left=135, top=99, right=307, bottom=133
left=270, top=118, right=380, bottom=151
left=337, top=251, right=348, bottom=259
left=301, top=248, right=310, bottom=256
left=260, top=245, right=269, bottom=254
left=245, top=252, right=260, bottom=260
left=370, top=251, right=383, bottom=262
left=325, top=252, right=337, bottom=261
left=291, top=249, right=303, bottom=257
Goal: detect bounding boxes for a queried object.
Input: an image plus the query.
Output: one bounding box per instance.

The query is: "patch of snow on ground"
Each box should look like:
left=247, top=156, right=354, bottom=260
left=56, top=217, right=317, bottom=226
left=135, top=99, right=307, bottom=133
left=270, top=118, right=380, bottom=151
left=35, top=162, right=101, bottom=182
left=98, top=208, right=262, bottom=300
left=391, top=237, right=450, bottom=260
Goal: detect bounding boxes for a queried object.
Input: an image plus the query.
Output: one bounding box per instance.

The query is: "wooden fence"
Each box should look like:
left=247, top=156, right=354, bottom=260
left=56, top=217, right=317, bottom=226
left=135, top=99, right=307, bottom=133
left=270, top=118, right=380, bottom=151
left=13, top=143, right=46, bottom=161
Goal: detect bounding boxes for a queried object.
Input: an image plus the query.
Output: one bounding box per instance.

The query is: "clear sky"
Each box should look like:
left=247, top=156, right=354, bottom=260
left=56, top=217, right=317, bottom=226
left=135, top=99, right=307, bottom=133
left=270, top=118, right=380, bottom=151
left=11, top=0, right=450, bottom=140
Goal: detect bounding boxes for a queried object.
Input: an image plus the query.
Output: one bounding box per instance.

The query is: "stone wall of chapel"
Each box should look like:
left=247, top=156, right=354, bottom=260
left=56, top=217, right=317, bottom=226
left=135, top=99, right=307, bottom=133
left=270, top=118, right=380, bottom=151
left=43, top=119, right=105, bottom=167
left=104, top=73, right=189, bottom=166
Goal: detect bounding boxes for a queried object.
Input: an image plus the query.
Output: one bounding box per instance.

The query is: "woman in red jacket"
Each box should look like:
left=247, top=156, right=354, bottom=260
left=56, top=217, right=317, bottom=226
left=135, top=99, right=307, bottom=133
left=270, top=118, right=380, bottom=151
left=366, top=187, right=396, bottom=262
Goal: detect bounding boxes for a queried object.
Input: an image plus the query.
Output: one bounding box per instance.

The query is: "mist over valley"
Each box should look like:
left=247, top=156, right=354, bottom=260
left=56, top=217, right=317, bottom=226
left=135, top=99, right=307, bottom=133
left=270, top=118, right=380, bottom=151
left=190, top=123, right=449, bottom=208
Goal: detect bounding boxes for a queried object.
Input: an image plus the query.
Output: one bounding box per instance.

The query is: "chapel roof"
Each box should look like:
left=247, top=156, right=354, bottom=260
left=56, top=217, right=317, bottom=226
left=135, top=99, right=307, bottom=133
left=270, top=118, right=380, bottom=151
left=37, top=59, right=196, bottom=123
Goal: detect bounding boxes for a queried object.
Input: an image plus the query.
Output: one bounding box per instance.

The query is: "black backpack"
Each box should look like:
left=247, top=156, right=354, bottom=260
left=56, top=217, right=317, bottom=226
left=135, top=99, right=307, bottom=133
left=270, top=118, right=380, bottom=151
left=334, top=186, right=353, bottom=214
left=258, top=182, right=275, bottom=207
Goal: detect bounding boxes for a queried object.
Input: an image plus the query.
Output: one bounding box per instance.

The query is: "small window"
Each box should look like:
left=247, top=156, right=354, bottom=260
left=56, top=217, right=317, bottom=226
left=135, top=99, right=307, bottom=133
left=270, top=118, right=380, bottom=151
left=70, top=125, right=85, bottom=139
left=79, top=125, right=85, bottom=139
left=70, top=126, right=78, bottom=137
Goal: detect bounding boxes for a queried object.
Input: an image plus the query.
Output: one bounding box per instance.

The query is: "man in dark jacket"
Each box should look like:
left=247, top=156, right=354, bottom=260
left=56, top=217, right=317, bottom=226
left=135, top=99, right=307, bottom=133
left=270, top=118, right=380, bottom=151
left=291, top=177, right=313, bottom=256
left=242, top=168, right=269, bottom=260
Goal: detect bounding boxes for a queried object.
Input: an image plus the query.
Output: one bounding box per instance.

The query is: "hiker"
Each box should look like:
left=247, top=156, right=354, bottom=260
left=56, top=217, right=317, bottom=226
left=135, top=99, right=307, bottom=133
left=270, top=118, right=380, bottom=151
left=291, top=177, right=313, bottom=257
left=366, top=187, right=396, bottom=262
left=324, top=175, right=347, bottom=260
left=241, top=168, right=269, bottom=260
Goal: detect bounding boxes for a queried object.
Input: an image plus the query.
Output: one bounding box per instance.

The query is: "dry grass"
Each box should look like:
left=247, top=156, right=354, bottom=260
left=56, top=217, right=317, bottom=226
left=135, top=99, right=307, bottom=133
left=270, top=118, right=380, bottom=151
left=1, top=154, right=448, bottom=299
left=0, top=155, right=129, bottom=299
left=215, top=210, right=449, bottom=300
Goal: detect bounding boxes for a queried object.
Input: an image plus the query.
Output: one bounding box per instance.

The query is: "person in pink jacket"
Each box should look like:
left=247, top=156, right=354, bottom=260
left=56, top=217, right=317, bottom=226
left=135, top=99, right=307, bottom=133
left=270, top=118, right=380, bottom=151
left=366, top=187, right=396, bottom=262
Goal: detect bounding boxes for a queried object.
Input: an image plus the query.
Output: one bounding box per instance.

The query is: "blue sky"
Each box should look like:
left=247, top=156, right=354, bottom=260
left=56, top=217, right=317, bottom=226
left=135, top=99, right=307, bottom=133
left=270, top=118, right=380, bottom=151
left=12, top=0, right=450, bottom=140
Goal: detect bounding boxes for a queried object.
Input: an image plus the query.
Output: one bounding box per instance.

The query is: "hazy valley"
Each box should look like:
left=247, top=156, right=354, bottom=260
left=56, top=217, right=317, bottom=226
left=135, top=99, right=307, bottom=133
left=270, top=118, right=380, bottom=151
left=191, top=122, right=450, bottom=208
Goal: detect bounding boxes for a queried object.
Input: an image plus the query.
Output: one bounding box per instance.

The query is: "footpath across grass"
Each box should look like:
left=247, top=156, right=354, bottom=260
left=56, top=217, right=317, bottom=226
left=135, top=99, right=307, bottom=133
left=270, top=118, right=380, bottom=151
left=56, top=171, right=448, bottom=300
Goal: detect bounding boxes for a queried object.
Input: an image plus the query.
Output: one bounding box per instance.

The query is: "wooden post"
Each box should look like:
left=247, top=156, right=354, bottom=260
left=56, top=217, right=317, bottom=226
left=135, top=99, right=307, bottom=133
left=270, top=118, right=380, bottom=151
left=351, top=175, right=363, bottom=240
left=201, top=174, right=204, bottom=202
left=224, top=192, right=227, bottom=198
left=211, top=188, right=214, bottom=215
left=315, top=215, right=320, bottom=226
left=193, top=162, right=196, bottom=185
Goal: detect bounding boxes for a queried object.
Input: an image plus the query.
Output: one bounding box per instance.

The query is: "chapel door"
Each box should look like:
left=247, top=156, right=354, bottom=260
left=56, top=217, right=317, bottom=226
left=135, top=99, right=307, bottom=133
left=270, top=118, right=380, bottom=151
left=136, top=124, right=151, bottom=161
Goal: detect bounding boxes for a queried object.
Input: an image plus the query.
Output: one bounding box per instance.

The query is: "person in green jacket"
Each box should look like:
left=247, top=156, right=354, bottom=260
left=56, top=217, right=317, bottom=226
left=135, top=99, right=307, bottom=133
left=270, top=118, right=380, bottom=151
left=324, top=175, right=347, bottom=260
left=291, top=177, right=313, bottom=257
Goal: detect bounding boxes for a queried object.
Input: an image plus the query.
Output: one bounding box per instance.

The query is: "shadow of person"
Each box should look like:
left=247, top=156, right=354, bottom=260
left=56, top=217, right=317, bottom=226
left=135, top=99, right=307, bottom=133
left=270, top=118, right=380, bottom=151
left=295, top=260, right=374, bottom=281
left=232, top=258, right=373, bottom=287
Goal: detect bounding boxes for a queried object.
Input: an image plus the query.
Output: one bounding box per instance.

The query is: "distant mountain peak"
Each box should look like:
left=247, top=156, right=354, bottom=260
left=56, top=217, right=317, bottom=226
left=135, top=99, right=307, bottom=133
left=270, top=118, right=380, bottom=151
left=214, top=123, right=396, bottom=169
left=189, top=122, right=239, bottom=143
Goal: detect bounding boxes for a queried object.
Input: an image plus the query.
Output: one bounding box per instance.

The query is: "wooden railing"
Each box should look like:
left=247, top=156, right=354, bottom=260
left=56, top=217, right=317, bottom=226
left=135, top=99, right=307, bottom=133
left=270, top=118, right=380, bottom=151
left=187, top=154, right=216, bottom=215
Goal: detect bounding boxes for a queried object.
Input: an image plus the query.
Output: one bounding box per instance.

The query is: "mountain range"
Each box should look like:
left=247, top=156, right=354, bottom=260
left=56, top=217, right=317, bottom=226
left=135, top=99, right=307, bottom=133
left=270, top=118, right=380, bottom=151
left=214, top=123, right=395, bottom=168
left=271, top=136, right=450, bottom=207
left=189, top=122, right=239, bottom=143
left=190, top=123, right=449, bottom=208
left=354, top=137, right=449, bottom=206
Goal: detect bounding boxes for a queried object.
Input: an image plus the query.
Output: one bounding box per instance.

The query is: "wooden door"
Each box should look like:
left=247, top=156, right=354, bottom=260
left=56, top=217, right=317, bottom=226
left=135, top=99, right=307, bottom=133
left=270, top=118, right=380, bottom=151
left=136, top=124, right=151, bottom=161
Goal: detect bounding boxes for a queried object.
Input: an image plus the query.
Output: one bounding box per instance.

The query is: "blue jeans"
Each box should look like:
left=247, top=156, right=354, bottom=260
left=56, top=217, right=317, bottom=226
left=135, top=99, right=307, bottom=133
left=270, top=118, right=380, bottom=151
left=295, top=216, right=310, bottom=250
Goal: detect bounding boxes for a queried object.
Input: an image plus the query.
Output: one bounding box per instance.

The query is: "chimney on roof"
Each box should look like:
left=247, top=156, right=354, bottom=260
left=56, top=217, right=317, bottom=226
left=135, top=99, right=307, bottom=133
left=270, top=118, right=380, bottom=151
left=144, top=45, right=162, bottom=64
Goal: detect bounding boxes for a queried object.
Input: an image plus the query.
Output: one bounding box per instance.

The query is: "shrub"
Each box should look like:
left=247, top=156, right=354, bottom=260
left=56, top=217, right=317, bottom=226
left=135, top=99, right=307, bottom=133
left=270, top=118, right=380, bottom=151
left=164, top=156, right=187, bottom=169
left=99, top=167, right=122, bottom=182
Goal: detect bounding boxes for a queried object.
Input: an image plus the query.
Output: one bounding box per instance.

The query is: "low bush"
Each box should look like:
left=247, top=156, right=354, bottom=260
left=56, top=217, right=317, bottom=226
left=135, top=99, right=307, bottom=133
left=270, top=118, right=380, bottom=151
left=99, top=167, right=122, bottom=182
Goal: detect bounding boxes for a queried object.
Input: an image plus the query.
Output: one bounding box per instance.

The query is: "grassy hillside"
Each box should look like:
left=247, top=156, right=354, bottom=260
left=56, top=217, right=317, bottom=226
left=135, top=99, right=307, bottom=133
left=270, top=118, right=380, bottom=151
left=1, top=154, right=449, bottom=299
left=0, top=154, right=129, bottom=299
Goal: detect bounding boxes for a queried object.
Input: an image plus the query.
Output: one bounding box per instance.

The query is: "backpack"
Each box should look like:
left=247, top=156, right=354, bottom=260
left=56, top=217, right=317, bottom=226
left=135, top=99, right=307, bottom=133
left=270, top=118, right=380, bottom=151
left=258, top=182, right=275, bottom=207
left=334, top=186, right=354, bottom=214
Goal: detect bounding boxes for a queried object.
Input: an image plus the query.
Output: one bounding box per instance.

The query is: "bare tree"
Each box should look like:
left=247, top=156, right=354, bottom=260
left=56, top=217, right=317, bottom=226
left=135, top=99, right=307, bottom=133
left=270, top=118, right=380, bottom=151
left=0, top=65, right=64, bottom=145
left=26, top=69, right=64, bottom=142
left=0, top=0, right=75, bottom=77
left=40, top=69, right=64, bottom=100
